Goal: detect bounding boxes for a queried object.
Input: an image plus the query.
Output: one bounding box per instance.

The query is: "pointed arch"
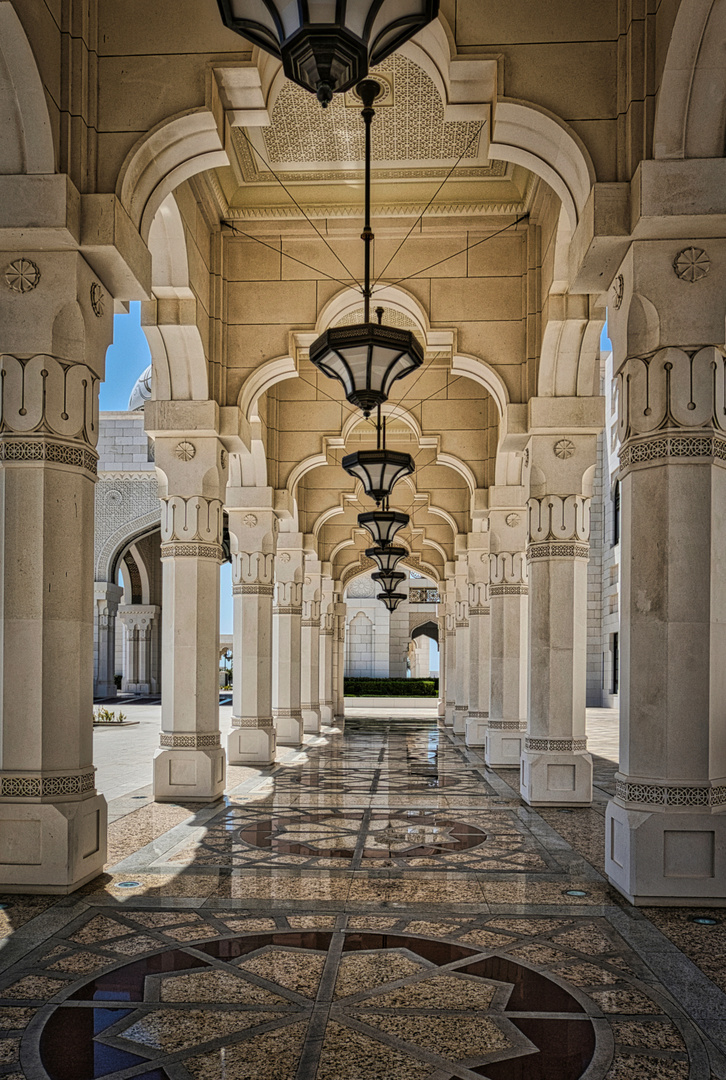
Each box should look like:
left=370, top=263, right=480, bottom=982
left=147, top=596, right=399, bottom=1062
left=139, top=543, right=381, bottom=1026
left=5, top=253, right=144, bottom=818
left=0, top=3, right=55, bottom=174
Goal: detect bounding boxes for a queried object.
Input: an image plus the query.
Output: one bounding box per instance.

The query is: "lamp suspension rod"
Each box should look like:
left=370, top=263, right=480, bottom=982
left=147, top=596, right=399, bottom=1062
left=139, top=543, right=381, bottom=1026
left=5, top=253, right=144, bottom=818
left=360, top=83, right=376, bottom=324
left=376, top=404, right=381, bottom=449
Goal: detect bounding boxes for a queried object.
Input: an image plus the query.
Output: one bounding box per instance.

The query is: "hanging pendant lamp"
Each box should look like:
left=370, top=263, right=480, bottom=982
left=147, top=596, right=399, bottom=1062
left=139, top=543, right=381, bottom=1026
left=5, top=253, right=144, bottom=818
left=372, top=569, right=406, bottom=593
left=359, top=509, right=408, bottom=547
left=217, top=1, right=439, bottom=107
left=343, top=448, right=414, bottom=505
left=366, top=544, right=406, bottom=572
left=309, top=79, right=423, bottom=414
left=378, top=591, right=406, bottom=612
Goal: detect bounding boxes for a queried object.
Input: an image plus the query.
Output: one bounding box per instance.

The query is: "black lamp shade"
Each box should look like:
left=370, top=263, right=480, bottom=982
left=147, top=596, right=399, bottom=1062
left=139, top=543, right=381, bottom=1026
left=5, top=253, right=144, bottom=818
left=310, top=324, right=424, bottom=416
left=366, top=545, right=406, bottom=571
left=343, top=448, right=414, bottom=504
left=372, top=569, right=406, bottom=593
left=378, top=591, right=406, bottom=612
left=358, top=510, right=408, bottom=547
left=217, top=1, right=440, bottom=103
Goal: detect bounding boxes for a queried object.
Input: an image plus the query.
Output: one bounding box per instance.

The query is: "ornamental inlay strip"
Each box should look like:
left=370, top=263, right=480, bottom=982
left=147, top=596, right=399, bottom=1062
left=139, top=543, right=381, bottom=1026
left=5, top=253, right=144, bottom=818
left=0, top=771, right=95, bottom=797
left=232, top=584, right=275, bottom=596
left=525, top=737, right=588, bottom=752
left=528, top=542, right=590, bottom=560
left=159, top=733, right=221, bottom=748
left=232, top=717, right=274, bottom=729
left=489, top=584, right=529, bottom=596
left=0, top=438, right=98, bottom=475
left=161, top=542, right=224, bottom=561
left=615, top=779, right=726, bottom=807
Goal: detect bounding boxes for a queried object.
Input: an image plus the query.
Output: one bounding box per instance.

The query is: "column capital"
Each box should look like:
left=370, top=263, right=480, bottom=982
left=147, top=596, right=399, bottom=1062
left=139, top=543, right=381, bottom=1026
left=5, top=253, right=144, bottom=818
left=527, top=494, right=590, bottom=559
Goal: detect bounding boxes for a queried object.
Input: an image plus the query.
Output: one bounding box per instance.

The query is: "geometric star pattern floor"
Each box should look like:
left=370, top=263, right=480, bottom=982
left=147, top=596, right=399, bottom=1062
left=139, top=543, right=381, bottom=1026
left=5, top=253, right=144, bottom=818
left=1, top=715, right=726, bottom=1079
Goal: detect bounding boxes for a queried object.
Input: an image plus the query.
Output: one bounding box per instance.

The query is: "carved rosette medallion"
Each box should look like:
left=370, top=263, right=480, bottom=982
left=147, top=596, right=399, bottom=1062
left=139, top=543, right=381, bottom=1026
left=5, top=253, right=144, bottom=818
left=505, top=513, right=521, bottom=528
left=673, top=247, right=710, bottom=283
left=5, top=259, right=40, bottom=293
left=90, top=282, right=105, bottom=317
left=174, top=440, right=196, bottom=461
left=243, top=514, right=258, bottom=528
left=554, top=438, right=575, bottom=460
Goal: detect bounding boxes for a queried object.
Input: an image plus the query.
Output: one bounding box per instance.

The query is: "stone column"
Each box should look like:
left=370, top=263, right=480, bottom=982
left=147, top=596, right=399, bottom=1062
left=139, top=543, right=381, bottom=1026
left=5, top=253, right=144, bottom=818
left=0, top=252, right=113, bottom=891
left=604, top=240, right=726, bottom=902
left=273, top=535, right=304, bottom=746
left=453, top=556, right=469, bottom=735
left=520, top=445, right=595, bottom=806
left=437, top=613, right=446, bottom=720
left=95, top=583, right=123, bottom=698
left=146, top=419, right=227, bottom=802
left=443, top=576, right=457, bottom=727
left=333, top=597, right=347, bottom=721
left=319, top=573, right=335, bottom=725
left=465, top=579, right=490, bottom=747
left=301, top=548, right=322, bottom=733
left=486, top=550, right=529, bottom=767
left=118, top=605, right=160, bottom=694
left=225, top=501, right=277, bottom=765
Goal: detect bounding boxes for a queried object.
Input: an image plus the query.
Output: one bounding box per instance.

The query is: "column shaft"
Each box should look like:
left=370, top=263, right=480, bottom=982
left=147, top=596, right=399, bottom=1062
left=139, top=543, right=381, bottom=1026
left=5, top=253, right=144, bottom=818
left=466, top=579, right=490, bottom=747
left=273, top=539, right=304, bottom=746
left=486, top=551, right=529, bottom=766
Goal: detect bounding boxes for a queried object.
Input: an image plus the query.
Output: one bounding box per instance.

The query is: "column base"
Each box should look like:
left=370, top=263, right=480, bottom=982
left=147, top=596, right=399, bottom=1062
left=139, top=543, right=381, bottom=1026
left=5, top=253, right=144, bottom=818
left=320, top=703, right=334, bottom=725
left=0, top=794, right=107, bottom=894
left=520, top=744, right=593, bottom=806
left=444, top=703, right=455, bottom=728
left=94, top=682, right=117, bottom=699
left=302, top=706, right=321, bottom=734
left=606, top=800, right=726, bottom=905
left=453, top=707, right=468, bottom=735
left=465, top=713, right=488, bottom=747
left=274, top=711, right=303, bottom=746
left=485, top=722, right=527, bottom=767
left=227, top=721, right=276, bottom=766
left=153, top=747, right=225, bottom=802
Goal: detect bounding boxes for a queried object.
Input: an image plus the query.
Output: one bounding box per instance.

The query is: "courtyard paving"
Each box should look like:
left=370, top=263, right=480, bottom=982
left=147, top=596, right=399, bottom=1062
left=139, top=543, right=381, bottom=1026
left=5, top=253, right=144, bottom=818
left=1, top=708, right=725, bottom=1079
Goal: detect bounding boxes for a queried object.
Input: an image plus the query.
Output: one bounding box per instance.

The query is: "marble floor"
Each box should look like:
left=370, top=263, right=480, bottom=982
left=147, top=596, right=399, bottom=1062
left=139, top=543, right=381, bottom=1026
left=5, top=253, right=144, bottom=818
left=1, top=713, right=726, bottom=1079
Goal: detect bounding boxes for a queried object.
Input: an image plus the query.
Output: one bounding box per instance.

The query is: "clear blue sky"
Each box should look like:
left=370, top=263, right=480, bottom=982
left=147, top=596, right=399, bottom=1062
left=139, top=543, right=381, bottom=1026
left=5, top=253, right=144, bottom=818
left=103, top=304, right=234, bottom=633
left=105, top=307, right=613, bottom=640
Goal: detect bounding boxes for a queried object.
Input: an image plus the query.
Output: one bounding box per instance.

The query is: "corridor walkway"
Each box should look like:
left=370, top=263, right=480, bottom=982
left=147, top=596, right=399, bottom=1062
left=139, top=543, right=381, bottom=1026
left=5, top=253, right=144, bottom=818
left=1, top=718, right=725, bottom=1079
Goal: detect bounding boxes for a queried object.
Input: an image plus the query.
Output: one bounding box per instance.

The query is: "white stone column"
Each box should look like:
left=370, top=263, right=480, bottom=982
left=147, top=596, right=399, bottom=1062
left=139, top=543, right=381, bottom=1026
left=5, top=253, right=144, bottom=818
left=465, top=578, right=490, bottom=747
left=273, top=535, right=304, bottom=746
left=486, top=550, right=529, bottom=767
left=95, top=583, right=123, bottom=698
left=453, top=556, right=469, bottom=735
left=443, top=576, right=456, bottom=727
left=334, top=598, right=347, bottom=720
left=225, top=501, right=277, bottom=765
left=146, top=418, right=227, bottom=803
left=319, top=573, right=335, bottom=724
left=118, top=605, right=160, bottom=694
left=301, top=547, right=322, bottom=733
left=520, top=443, right=596, bottom=806
left=0, top=252, right=113, bottom=891
left=604, top=242, right=726, bottom=902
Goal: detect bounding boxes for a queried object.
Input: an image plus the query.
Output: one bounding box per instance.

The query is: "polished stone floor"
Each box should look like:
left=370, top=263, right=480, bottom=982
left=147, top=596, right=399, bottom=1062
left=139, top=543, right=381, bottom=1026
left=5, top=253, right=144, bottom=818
left=2, top=715, right=726, bottom=1079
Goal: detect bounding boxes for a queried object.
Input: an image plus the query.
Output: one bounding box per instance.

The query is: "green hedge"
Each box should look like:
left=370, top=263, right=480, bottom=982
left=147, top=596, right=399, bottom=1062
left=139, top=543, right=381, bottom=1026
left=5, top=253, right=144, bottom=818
left=344, top=677, right=439, bottom=697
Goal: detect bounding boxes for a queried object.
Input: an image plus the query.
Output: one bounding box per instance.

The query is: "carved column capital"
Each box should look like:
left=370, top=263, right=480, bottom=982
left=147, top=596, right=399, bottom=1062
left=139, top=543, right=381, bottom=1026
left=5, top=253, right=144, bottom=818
left=527, top=495, right=590, bottom=560
left=160, top=495, right=224, bottom=561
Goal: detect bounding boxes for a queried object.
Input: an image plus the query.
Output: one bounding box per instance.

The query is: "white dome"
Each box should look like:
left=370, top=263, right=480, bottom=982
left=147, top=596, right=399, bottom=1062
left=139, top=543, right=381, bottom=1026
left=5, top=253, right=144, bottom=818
left=128, top=365, right=152, bottom=411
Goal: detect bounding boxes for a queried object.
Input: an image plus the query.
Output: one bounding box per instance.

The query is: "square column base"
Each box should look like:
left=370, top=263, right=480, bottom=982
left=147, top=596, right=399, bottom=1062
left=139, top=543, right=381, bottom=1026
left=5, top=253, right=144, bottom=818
left=521, top=749, right=593, bottom=806
left=275, top=713, right=304, bottom=746
left=486, top=725, right=527, bottom=767
left=153, top=747, right=225, bottom=802
left=453, top=708, right=467, bottom=735
left=465, top=715, right=488, bottom=747
left=302, top=707, right=321, bottom=734
left=320, top=704, right=334, bottom=725
left=227, top=723, right=276, bottom=766
left=444, top=705, right=455, bottom=727
left=0, top=794, right=107, bottom=894
left=606, top=801, right=726, bottom=905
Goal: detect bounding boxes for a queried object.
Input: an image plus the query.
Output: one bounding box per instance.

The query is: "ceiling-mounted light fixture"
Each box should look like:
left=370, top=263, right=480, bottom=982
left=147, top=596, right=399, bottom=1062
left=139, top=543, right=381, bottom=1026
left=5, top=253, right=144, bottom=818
left=372, top=569, right=406, bottom=593
left=378, top=591, right=406, bottom=612
left=343, top=412, right=414, bottom=505
left=358, top=509, right=408, bottom=548
left=216, top=0, right=439, bottom=107
left=366, top=545, right=406, bottom=572
left=309, top=79, right=423, bottom=414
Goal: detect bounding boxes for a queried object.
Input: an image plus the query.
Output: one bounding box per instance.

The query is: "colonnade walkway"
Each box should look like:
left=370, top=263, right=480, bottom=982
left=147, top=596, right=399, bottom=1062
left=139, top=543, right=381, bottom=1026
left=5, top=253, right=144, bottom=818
left=1, top=713, right=725, bottom=1079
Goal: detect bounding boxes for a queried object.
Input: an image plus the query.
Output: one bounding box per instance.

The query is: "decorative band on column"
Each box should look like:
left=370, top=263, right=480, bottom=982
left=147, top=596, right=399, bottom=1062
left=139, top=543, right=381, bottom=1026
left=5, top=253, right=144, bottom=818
left=321, top=698, right=334, bottom=706
left=273, top=708, right=303, bottom=719
left=0, top=770, right=95, bottom=798
left=468, top=606, right=490, bottom=616
left=232, top=583, right=275, bottom=596
left=527, top=542, right=589, bottom=560
left=159, top=733, right=221, bottom=748
left=467, top=711, right=489, bottom=718
left=455, top=704, right=467, bottom=712
left=445, top=630, right=455, bottom=638
left=455, top=620, right=469, bottom=629
left=232, top=717, right=274, bottom=729
left=525, top=737, right=588, bottom=752
left=0, top=437, right=98, bottom=476
left=161, top=542, right=224, bottom=561
left=620, top=433, right=726, bottom=470
left=488, top=720, right=527, bottom=731
left=615, top=779, right=726, bottom=807
left=445, top=700, right=455, bottom=708
left=301, top=620, right=320, bottom=628
left=273, top=606, right=303, bottom=616
left=489, top=584, right=528, bottom=596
